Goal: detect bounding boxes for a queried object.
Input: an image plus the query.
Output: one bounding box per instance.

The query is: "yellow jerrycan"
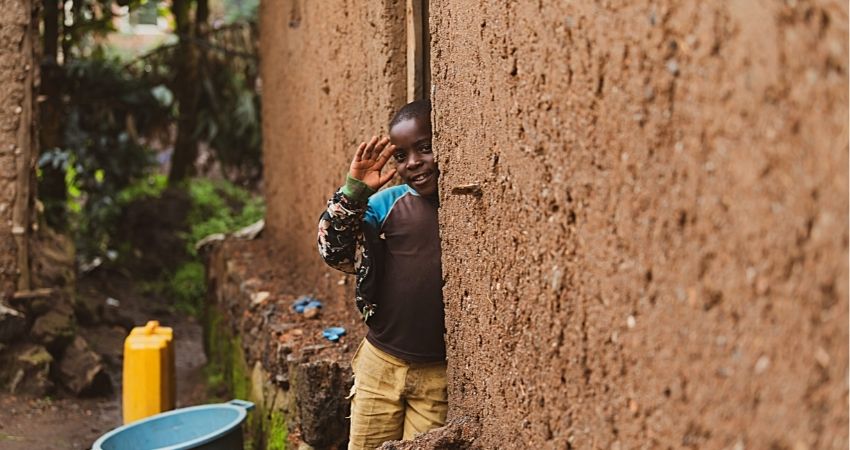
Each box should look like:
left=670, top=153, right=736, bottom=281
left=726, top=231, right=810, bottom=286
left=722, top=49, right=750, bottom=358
left=123, top=320, right=175, bottom=424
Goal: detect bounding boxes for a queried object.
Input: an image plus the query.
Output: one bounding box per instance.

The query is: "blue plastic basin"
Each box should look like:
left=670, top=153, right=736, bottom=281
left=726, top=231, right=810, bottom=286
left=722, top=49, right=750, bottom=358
left=93, top=399, right=254, bottom=450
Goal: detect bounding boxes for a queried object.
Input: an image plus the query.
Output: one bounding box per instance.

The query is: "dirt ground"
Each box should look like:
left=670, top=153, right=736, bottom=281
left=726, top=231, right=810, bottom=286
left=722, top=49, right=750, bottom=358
left=0, top=271, right=208, bottom=450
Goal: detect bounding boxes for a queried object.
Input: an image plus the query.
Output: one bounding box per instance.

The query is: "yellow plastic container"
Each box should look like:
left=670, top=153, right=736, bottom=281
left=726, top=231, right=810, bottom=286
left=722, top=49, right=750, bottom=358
left=123, top=320, right=175, bottom=424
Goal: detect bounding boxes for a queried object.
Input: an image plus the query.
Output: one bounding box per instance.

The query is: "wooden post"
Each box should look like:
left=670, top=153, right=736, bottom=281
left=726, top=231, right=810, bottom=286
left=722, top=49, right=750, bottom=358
left=406, top=0, right=424, bottom=102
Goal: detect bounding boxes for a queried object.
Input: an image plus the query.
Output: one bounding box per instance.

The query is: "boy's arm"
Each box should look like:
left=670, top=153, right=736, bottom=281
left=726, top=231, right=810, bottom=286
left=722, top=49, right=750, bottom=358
left=317, top=176, right=375, bottom=274
left=317, top=136, right=397, bottom=273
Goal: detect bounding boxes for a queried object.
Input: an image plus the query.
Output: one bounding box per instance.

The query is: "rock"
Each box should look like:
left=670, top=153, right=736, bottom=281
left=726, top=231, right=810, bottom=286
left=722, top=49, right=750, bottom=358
left=58, top=336, right=112, bottom=396
left=1, top=344, right=54, bottom=396
left=232, top=219, right=264, bottom=240
left=378, top=418, right=481, bottom=450
left=31, top=300, right=75, bottom=351
left=73, top=293, right=100, bottom=326
left=195, top=233, right=227, bottom=254
left=29, top=225, right=75, bottom=289
left=0, top=303, right=26, bottom=343
left=292, top=360, right=352, bottom=448
left=303, top=307, right=320, bottom=320
left=251, top=291, right=271, bottom=306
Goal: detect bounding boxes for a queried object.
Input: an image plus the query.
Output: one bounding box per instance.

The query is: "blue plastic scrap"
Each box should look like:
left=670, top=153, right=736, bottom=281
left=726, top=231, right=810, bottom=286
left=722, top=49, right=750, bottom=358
left=322, top=327, right=346, bottom=342
left=292, top=296, right=323, bottom=314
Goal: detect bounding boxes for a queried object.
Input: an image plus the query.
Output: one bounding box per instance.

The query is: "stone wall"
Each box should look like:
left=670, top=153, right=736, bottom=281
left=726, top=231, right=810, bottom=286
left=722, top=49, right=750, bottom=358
left=0, top=0, right=36, bottom=298
left=431, top=1, right=848, bottom=448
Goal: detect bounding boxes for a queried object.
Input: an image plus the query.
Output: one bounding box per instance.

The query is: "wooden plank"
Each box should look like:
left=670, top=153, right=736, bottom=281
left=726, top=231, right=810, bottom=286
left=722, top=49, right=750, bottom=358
left=13, top=288, right=55, bottom=300
left=406, top=0, right=423, bottom=102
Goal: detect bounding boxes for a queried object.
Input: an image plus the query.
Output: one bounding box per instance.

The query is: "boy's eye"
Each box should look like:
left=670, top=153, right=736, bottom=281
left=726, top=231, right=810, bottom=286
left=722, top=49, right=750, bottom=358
left=393, top=151, right=406, bottom=162
left=419, top=144, right=432, bottom=153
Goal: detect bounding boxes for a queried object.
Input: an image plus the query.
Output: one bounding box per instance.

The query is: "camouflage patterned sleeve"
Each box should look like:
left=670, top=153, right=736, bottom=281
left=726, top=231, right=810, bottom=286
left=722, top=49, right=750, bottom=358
left=317, top=190, right=368, bottom=275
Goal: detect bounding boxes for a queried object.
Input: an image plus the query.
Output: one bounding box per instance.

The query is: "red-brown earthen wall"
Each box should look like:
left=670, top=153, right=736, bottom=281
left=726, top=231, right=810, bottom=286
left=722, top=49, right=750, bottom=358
left=0, top=0, right=36, bottom=297
left=259, top=0, right=849, bottom=448
left=260, top=0, right=406, bottom=296
left=431, top=1, right=848, bottom=448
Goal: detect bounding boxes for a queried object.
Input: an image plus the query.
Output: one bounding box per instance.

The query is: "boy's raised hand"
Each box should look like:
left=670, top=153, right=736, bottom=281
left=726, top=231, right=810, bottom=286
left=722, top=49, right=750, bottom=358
left=350, top=136, right=397, bottom=191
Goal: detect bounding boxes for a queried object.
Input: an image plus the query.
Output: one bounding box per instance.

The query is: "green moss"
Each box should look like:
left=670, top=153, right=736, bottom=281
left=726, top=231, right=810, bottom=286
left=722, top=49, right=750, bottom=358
left=204, top=308, right=265, bottom=449
left=230, top=336, right=249, bottom=401
left=266, top=409, right=288, bottom=450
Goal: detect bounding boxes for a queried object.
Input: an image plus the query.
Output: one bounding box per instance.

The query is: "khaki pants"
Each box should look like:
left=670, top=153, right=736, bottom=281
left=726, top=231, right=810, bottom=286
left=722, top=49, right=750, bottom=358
left=347, top=339, right=447, bottom=450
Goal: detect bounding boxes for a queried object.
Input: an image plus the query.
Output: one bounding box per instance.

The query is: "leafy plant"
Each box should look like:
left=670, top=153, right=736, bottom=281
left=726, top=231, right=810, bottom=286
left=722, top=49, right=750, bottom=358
left=38, top=56, right=172, bottom=258
left=169, top=261, right=206, bottom=315
left=184, top=178, right=264, bottom=256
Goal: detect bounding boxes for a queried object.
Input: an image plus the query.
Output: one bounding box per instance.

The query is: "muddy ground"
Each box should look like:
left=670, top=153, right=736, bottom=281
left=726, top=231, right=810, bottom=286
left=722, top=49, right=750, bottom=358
left=0, top=271, right=208, bottom=450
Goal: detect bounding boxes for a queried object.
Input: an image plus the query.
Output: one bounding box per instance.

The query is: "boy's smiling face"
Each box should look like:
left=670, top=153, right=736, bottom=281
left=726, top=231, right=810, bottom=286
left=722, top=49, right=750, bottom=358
left=389, top=116, right=438, bottom=197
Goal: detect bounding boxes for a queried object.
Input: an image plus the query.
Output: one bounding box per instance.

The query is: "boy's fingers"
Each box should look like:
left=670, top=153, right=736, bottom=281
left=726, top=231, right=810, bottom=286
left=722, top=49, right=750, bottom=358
left=373, top=137, right=390, bottom=155
left=353, top=142, right=367, bottom=163
left=363, top=136, right=379, bottom=160
left=379, top=169, right=397, bottom=186
left=380, top=143, right=395, bottom=158
left=374, top=144, right=395, bottom=169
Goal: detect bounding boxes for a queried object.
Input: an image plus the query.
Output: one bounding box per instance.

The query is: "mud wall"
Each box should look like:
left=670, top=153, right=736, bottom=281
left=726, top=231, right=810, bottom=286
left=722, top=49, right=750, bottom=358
left=0, top=0, right=36, bottom=298
left=431, top=1, right=848, bottom=449
left=258, top=0, right=849, bottom=448
left=260, top=0, right=407, bottom=294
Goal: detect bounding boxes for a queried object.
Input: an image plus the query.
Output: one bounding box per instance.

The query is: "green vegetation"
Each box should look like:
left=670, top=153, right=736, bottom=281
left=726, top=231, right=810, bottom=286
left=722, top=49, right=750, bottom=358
left=39, top=0, right=263, bottom=239
left=121, top=177, right=264, bottom=315
left=176, top=178, right=264, bottom=314
left=185, top=179, right=265, bottom=256
left=169, top=261, right=206, bottom=315
left=266, top=410, right=288, bottom=450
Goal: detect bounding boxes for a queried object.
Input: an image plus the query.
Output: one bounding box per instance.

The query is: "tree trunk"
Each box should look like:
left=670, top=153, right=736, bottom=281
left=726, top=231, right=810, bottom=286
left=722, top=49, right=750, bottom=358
left=168, top=0, right=204, bottom=184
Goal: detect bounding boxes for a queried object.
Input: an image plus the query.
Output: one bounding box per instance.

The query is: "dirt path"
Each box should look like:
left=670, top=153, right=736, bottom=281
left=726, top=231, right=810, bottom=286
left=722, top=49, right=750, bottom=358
left=0, top=271, right=208, bottom=450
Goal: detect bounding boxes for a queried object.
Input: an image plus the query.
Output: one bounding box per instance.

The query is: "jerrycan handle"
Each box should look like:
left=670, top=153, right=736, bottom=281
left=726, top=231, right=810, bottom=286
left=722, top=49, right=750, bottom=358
left=228, top=399, right=255, bottom=411
left=143, top=320, right=160, bottom=335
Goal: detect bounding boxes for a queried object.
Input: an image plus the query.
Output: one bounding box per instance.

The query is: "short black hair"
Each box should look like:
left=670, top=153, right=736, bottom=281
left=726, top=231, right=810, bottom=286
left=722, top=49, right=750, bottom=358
left=389, top=99, right=431, bottom=129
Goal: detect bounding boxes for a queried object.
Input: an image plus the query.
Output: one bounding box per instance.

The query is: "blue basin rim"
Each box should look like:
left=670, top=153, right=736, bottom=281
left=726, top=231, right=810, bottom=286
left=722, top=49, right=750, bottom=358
left=93, top=400, right=255, bottom=450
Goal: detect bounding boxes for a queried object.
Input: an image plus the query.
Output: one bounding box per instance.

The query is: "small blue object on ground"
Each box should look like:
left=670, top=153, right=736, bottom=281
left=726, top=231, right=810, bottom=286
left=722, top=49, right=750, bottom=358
left=92, top=399, right=254, bottom=450
left=292, top=295, right=323, bottom=314
left=322, top=327, right=346, bottom=342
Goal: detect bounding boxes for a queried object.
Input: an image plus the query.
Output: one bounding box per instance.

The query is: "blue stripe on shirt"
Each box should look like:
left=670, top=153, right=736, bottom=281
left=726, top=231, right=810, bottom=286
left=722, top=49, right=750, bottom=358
left=364, top=184, right=415, bottom=229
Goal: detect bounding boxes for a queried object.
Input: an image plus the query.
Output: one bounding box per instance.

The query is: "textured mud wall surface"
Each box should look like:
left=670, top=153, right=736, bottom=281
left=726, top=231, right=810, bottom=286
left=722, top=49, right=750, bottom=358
left=0, top=0, right=35, bottom=297
left=261, top=0, right=406, bottom=295
left=432, top=1, right=848, bottom=449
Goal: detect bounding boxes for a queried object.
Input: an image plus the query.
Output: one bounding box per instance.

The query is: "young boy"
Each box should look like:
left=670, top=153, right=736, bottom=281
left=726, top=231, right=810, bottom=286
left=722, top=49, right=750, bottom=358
left=317, top=100, right=446, bottom=449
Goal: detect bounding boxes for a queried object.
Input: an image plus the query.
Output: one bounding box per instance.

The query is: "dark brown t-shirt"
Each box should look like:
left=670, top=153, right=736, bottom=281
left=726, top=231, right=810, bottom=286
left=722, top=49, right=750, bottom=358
left=362, top=185, right=445, bottom=363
